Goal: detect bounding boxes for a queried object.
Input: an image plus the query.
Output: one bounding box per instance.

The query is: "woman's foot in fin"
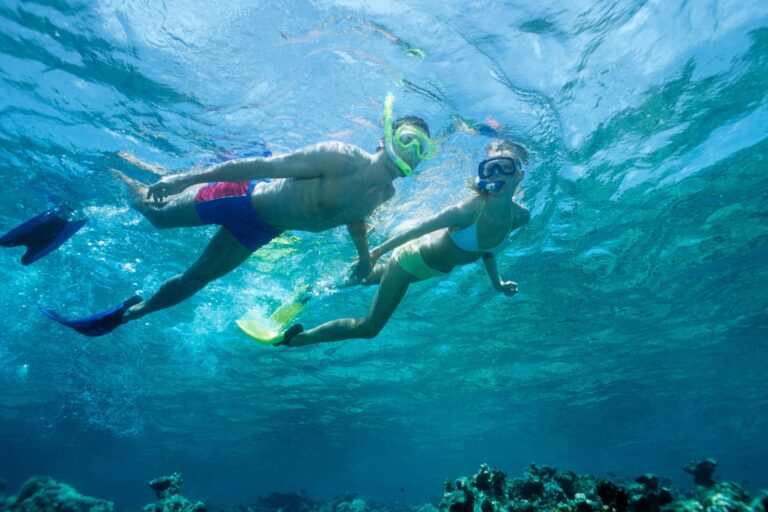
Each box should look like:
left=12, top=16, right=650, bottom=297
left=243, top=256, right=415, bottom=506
left=275, top=324, right=304, bottom=347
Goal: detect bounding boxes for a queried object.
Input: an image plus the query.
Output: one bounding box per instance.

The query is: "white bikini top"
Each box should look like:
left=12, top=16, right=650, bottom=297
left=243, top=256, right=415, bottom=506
left=449, top=200, right=512, bottom=254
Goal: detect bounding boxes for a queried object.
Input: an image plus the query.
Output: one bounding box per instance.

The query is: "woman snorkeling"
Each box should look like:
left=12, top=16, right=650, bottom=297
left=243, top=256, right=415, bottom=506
left=278, top=140, right=531, bottom=347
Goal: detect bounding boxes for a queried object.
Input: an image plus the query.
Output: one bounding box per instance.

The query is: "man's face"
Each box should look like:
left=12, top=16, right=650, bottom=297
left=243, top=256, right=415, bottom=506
left=389, top=123, right=435, bottom=175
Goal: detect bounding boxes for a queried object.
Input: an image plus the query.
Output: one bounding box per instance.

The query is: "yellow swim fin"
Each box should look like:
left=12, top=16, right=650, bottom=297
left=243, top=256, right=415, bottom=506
left=236, top=318, right=284, bottom=344
left=237, top=286, right=311, bottom=344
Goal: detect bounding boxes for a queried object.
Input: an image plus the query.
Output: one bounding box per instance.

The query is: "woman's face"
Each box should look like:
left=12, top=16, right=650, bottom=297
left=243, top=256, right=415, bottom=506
left=478, top=155, right=525, bottom=194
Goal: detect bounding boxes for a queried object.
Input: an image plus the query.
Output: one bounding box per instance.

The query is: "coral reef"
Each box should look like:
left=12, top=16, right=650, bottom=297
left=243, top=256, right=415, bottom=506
left=752, top=491, right=768, bottom=512
left=0, top=473, right=206, bottom=512
left=1, top=476, right=113, bottom=512
left=441, top=463, right=601, bottom=512
left=224, top=492, right=410, bottom=512
left=143, top=473, right=206, bottom=512
left=223, top=491, right=316, bottom=512
left=683, top=459, right=718, bottom=488
left=1, top=460, right=765, bottom=512
left=438, top=460, right=764, bottom=512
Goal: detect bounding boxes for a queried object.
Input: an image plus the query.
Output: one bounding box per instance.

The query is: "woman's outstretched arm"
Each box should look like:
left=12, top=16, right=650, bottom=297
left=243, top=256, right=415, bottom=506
left=370, top=200, right=474, bottom=262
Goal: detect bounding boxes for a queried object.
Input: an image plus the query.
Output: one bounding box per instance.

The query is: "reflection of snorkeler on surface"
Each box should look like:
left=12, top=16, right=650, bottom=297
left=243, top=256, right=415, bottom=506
left=279, top=16, right=426, bottom=60
left=451, top=114, right=504, bottom=137
left=41, top=95, right=436, bottom=337
left=278, top=140, right=530, bottom=347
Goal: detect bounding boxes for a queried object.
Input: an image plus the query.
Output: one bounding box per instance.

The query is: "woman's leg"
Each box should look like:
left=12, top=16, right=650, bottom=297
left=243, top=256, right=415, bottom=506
left=113, top=170, right=202, bottom=229
left=289, top=262, right=416, bottom=346
left=123, top=228, right=252, bottom=322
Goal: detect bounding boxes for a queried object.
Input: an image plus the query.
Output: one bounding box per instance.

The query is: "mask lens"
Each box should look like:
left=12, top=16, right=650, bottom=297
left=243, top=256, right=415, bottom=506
left=394, top=126, right=435, bottom=160
left=478, top=157, right=521, bottom=178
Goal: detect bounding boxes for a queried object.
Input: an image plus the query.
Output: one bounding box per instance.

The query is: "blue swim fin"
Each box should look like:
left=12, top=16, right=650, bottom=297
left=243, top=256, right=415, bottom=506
left=0, top=209, right=87, bottom=266
left=40, top=296, right=143, bottom=337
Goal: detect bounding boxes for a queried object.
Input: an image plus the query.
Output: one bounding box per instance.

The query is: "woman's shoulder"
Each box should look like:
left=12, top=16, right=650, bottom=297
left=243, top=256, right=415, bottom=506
left=436, top=196, right=480, bottom=233
left=455, top=194, right=485, bottom=220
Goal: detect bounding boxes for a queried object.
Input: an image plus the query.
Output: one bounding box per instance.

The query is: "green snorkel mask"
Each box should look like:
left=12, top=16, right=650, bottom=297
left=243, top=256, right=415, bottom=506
left=383, top=93, right=435, bottom=176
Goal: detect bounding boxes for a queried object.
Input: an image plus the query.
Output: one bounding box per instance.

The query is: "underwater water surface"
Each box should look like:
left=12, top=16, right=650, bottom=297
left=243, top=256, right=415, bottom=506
left=1, top=0, right=767, bottom=508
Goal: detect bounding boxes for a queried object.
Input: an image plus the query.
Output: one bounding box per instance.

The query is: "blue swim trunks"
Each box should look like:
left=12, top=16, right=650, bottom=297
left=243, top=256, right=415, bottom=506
left=194, top=179, right=282, bottom=251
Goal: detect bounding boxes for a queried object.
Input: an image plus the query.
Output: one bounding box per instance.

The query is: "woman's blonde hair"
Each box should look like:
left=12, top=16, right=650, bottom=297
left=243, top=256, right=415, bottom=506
left=484, top=139, right=529, bottom=163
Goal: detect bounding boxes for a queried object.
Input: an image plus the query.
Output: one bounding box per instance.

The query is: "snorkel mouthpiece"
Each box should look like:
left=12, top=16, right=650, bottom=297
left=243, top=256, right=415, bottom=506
left=475, top=177, right=505, bottom=193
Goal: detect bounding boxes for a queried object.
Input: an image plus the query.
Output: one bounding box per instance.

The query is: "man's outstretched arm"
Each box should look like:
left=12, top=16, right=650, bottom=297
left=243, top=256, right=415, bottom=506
left=146, top=143, right=353, bottom=202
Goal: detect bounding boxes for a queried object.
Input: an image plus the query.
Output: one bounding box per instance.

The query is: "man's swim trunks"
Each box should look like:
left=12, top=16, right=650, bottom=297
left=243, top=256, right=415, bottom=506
left=194, top=180, right=282, bottom=251
left=393, top=240, right=446, bottom=280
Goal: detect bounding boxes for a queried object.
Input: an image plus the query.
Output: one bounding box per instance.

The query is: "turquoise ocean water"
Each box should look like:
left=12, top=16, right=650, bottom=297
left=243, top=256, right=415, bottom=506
left=1, top=0, right=767, bottom=508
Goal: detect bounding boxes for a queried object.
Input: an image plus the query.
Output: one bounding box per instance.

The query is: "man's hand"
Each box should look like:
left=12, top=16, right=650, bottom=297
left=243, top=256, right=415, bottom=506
left=348, top=256, right=373, bottom=284
left=497, top=280, right=518, bottom=297
left=147, top=175, right=188, bottom=202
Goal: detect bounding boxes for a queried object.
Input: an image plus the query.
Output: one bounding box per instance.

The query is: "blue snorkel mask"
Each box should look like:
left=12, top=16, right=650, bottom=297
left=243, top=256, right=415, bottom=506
left=475, top=156, right=522, bottom=193
left=383, top=93, right=435, bottom=176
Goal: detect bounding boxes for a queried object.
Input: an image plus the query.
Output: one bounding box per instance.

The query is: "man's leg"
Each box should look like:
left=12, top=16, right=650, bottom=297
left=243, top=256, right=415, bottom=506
left=123, top=228, right=252, bottom=322
left=113, top=170, right=202, bottom=229
left=288, top=262, right=414, bottom=346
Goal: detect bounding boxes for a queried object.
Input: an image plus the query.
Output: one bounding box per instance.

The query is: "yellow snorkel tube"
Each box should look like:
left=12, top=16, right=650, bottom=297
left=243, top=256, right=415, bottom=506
left=383, top=93, right=435, bottom=176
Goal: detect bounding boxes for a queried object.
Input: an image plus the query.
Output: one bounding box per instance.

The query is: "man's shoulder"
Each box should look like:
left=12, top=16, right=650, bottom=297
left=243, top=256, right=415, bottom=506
left=297, top=141, right=372, bottom=169
left=286, top=141, right=372, bottom=177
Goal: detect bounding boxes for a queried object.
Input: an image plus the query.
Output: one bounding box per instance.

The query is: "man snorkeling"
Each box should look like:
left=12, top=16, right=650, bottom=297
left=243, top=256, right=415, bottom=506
left=42, top=94, right=436, bottom=337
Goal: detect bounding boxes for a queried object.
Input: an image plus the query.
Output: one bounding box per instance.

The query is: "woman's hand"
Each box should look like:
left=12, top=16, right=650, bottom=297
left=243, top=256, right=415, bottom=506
left=497, top=280, right=518, bottom=297
left=147, top=174, right=189, bottom=202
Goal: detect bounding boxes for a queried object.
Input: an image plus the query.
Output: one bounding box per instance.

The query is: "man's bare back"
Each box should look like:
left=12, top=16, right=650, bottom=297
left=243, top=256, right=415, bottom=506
left=248, top=142, right=396, bottom=232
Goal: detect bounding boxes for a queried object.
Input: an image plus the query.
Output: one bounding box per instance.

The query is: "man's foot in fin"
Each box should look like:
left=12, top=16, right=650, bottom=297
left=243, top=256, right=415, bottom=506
left=40, top=296, right=143, bottom=337
left=275, top=324, right=304, bottom=347
left=0, top=209, right=87, bottom=266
